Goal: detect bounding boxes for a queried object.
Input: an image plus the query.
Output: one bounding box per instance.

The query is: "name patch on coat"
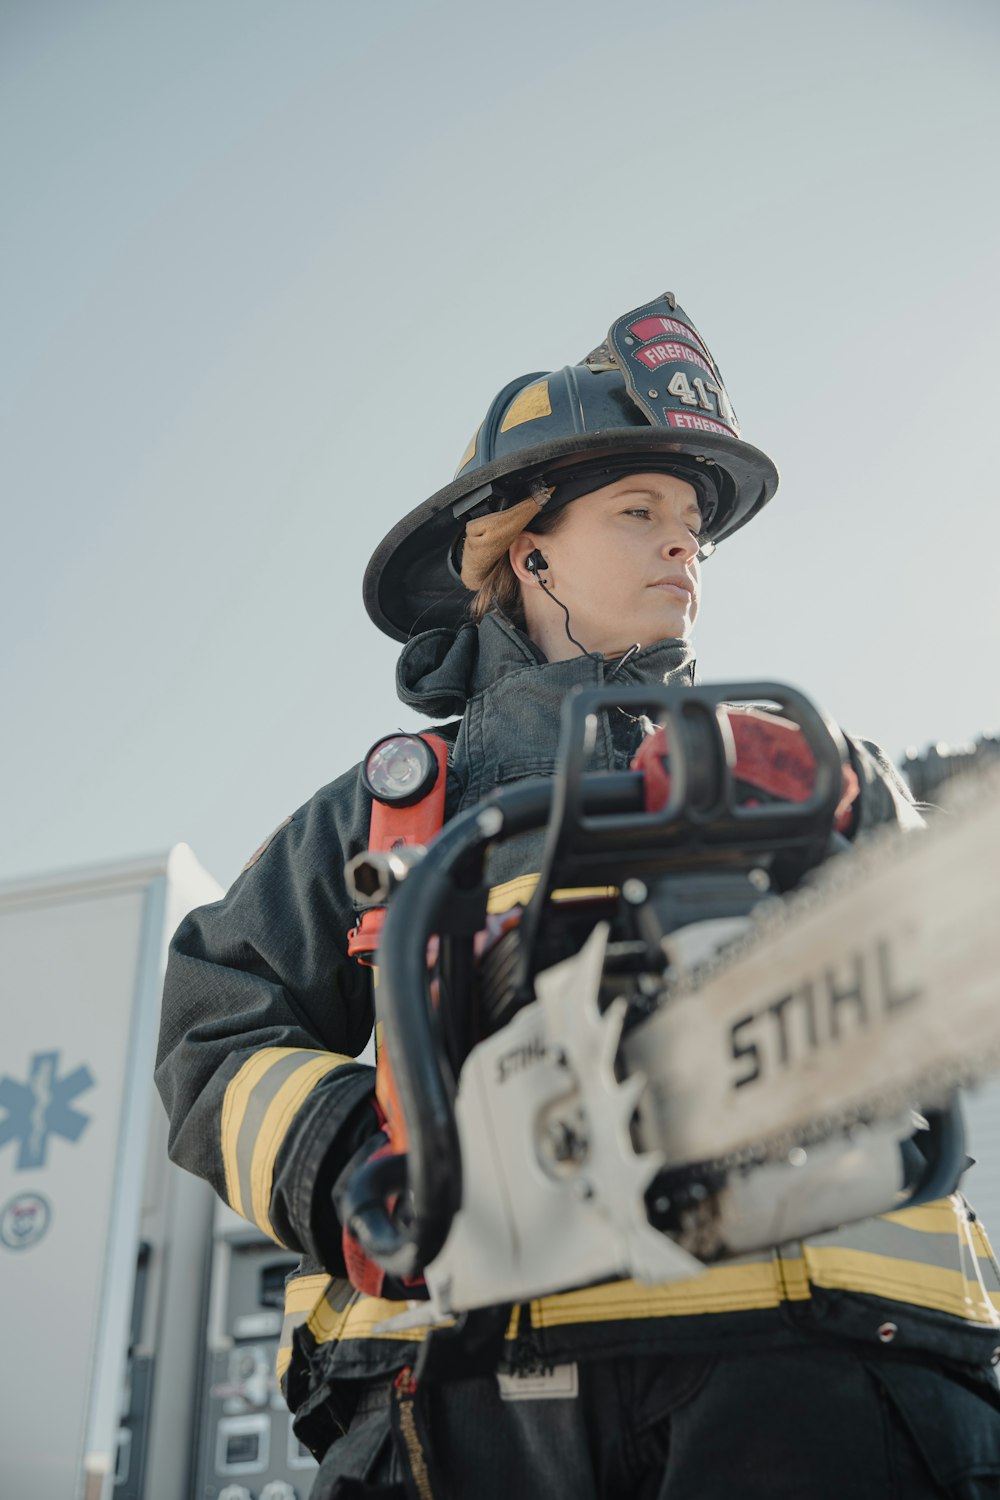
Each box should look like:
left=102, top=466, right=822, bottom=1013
left=497, top=1363, right=579, bottom=1401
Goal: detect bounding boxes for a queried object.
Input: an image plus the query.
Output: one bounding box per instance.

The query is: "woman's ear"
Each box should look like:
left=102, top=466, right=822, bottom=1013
left=509, top=530, right=543, bottom=585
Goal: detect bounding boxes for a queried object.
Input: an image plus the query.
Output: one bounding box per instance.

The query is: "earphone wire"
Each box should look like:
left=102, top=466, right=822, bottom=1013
left=536, top=575, right=601, bottom=662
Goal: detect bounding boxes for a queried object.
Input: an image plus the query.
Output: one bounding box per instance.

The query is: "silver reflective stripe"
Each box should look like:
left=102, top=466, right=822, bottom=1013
left=783, top=1198, right=1000, bottom=1326
left=804, top=1210, right=990, bottom=1275
left=221, top=1047, right=353, bottom=1238
left=232, top=1050, right=321, bottom=1230
left=277, top=1272, right=331, bottom=1387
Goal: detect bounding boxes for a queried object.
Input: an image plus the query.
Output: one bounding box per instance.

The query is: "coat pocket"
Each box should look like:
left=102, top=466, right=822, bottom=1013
left=312, top=1399, right=404, bottom=1500
left=866, top=1358, right=1000, bottom=1493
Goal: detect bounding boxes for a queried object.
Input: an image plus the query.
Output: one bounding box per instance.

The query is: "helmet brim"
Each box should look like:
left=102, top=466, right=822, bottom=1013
left=364, top=427, right=778, bottom=643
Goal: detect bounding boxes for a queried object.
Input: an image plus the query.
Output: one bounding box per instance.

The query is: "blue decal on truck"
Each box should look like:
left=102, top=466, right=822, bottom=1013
left=0, top=1051, right=95, bottom=1170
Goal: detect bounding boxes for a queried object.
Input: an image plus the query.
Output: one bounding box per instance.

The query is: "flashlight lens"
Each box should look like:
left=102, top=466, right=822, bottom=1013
left=364, top=736, right=436, bottom=804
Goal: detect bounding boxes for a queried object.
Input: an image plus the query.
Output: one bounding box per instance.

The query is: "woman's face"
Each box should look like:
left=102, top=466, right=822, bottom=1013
left=510, top=472, right=703, bottom=659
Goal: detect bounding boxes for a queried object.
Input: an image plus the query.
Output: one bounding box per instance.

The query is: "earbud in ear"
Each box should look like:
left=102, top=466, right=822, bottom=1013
left=526, top=549, right=550, bottom=575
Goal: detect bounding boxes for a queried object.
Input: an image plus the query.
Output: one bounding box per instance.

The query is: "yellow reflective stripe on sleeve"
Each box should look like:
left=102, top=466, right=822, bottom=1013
left=222, top=1047, right=289, bottom=1218
left=529, top=1259, right=784, bottom=1328
left=487, top=874, right=617, bottom=915
left=250, top=1054, right=350, bottom=1239
left=221, top=1046, right=354, bottom=1239
left=277, top=1272, right=331, bottom=1387
left=284, top=1272, right=330, bottom=1315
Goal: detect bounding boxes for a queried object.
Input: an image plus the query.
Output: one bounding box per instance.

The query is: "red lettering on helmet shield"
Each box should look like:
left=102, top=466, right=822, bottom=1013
left=635, top=341, right=715, bottom=377
left=628, top=316, right=711, bottom=357
left=666, top=410, right=736, bottom=437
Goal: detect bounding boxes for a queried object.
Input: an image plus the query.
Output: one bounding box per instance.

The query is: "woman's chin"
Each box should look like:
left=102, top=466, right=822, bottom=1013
left=617, top=607, right=694, bottom=650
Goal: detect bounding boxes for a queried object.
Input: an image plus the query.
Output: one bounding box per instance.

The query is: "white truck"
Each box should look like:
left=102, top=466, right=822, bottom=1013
left=0, top=847, right=221, bottom=1500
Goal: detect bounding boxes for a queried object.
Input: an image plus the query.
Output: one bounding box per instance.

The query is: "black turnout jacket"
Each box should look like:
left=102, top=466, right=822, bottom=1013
left=155, top=616, right=1000, bottom=1451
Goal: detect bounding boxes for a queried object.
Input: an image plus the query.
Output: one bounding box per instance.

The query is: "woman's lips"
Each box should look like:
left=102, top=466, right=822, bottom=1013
left=650, top=578, right=694, bottom=599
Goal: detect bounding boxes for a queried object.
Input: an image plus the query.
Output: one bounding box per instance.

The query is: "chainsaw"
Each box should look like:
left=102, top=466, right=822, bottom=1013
left=340, top=681, right=1000, bottom=1331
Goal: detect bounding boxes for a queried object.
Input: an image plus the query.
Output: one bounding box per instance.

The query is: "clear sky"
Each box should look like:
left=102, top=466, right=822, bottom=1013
left=3, top=0, right=998, bottom=891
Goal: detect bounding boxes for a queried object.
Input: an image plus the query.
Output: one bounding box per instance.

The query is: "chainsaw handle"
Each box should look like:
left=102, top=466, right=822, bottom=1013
left=558, top=679, right=848, bottom=845
left=338, top=1150, right=411, bottom=1264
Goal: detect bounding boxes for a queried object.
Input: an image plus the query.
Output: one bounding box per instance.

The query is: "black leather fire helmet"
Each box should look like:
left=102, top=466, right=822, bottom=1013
left=363, top=291, right=779, bottom=642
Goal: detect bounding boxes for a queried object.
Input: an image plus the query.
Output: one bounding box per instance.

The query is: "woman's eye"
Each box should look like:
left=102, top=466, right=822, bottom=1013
left=625, top=507, right=651, bottom=519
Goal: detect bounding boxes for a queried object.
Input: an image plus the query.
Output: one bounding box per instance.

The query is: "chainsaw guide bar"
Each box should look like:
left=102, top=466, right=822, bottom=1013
left=625, top=764, right=1000, bottom=1171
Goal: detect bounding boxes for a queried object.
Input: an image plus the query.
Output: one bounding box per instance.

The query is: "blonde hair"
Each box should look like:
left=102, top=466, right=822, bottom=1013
left=466, top=504, right=568, bottom=627
left=469, top=553, right=524, bottom=625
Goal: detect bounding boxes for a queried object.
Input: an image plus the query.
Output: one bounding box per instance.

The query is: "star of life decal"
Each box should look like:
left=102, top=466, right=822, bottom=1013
left=0, top=1051, right=95, bottom=1170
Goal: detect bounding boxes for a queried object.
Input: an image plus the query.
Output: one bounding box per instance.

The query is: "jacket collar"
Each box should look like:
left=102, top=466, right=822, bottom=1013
left=397, top=613, right=695, bottom=719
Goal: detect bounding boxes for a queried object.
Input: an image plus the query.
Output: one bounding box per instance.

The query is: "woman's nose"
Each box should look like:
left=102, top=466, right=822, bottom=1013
left=660, top=524, right=699, bottom=562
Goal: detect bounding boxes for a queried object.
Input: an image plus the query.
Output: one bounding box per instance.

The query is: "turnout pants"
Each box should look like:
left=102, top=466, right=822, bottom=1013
left=311, top=1346, right=1000, bottom=1500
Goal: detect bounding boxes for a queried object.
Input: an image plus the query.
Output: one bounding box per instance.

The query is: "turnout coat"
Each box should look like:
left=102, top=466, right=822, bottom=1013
left=155, top=615, right=1000, bottom=1455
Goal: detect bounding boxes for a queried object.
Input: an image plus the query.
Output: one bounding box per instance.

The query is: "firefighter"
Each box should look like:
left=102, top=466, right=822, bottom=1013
left=156, top=293, right=1000, bottom=1498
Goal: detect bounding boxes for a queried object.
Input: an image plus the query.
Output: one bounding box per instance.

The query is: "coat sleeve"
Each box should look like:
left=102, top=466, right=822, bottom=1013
left=154, top=764, right=379, bottom=1272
